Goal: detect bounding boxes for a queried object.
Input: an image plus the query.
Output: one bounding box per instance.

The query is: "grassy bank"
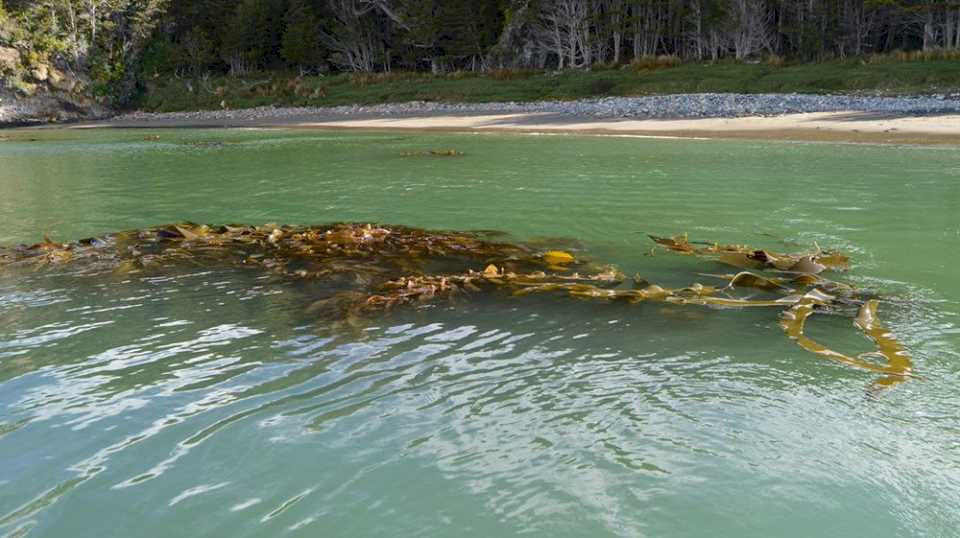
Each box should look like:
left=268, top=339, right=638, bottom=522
left=137, top=59, right=960, bottom=112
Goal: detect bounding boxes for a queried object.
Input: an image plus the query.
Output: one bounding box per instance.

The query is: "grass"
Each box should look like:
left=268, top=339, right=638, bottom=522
left=135, top=58, right=960, bottom=112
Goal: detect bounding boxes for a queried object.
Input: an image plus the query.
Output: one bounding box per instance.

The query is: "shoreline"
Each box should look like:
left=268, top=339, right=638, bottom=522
left=72, top=108, right=960, bottom=146
left=7, top=93, right=955, bottom=145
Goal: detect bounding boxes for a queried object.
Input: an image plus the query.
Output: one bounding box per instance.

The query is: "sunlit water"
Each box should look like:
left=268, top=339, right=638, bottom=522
left=1, top=128, right=959, bottom=537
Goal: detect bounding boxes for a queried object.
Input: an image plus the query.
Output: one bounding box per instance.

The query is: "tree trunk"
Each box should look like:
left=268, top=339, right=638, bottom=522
left=923, top=9, right=935, bottom=50
left=613, top=30, right=621, bottom=63
left=554, top=18, right=565, bottom=69
left=944, top=8, right=956, bottom=50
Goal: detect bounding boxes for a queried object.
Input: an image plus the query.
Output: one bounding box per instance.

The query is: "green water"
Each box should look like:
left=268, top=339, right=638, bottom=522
left=1, top=128, right=958, bottom=537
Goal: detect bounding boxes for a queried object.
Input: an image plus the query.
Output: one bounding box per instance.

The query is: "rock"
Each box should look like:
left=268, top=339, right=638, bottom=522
left=30, top=63, right=49, bottom=82
left=0, top=46, right=20, bottom=72
left=0, top=86, right=110, bottom=125
left=14, top=80, right=38, bottom=97
left=47, top=67, right=76, bottom=92
left=98, top=92, right=960, bottom=126
left=47, top=66, right=64, bottom=83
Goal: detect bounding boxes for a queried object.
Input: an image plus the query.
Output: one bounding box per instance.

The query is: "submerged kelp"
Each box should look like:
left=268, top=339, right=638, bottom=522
left=0, top=224, right=914, bottom=388
left=649, top=233, right=850, bottom=273
left=400, top=149, right=465, bottom=157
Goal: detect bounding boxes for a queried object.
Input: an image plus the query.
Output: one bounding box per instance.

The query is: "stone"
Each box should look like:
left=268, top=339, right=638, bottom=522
left=0, top=46, right=20, bottom=72
left=47, top=66, right=64, bottom=84
left=30, top=63, right=49, bottom=82
left=110, top=93, right=960, bottom=125
left=14, top=80, right=38, bottom=97
left=47, top=67, right=76, bottom=92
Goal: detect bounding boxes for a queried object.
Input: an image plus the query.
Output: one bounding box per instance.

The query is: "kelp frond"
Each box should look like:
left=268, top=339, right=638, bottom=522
left=0, top=225, right=915, bottom=389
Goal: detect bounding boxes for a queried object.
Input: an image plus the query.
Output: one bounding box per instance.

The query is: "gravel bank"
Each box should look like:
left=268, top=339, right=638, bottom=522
left=112, top=93, right=960, bottom=123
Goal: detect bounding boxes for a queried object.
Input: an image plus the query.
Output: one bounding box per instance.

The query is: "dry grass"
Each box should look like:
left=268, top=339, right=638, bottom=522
left=765, top=54, right=786, bottom=67
left=487, top=68, right=539, bottom=81
left=349, top=71, right=425, bottom=87
left=867, top=48, right=960, bottom=64
left=630, top=55, right=682, bottom=71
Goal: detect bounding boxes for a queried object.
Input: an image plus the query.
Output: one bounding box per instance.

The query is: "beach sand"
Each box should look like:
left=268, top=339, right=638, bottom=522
left=82, top=109, right=960, bottom=145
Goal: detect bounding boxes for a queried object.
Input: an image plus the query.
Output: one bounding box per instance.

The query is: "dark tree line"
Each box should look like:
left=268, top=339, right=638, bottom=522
left=140, top=0, right=960, bottom=76
left=136, top=0, right=505, bottom=77
left=4, top=0, right=960, bottom=82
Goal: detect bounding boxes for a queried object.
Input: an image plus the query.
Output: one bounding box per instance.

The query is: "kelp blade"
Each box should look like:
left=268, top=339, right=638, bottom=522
left=780, top=292, right=913, bottom=386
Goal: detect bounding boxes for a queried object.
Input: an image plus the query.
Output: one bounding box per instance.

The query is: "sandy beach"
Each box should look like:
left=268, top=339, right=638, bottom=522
left=286, top=110, right=960, bottom=145
left=84, top=107, right=960, bottom=145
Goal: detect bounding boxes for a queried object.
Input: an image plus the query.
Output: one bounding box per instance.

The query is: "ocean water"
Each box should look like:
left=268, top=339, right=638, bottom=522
left=0, top=128, right=958, bottom=537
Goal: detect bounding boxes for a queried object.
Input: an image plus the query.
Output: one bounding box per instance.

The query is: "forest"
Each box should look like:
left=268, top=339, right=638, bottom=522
left=2, top=0, right=960, bottom=101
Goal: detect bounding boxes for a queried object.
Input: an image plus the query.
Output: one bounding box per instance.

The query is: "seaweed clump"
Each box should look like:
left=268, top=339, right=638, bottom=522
left=0, top=225, right=914, bottom=389
left=400, top=149, right=464, bottom=157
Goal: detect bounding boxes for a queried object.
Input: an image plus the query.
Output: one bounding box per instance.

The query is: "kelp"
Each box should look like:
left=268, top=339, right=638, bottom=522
left=400, top=149, right=464, bottom=157
left=649, top=234, right=850, bottom=273
left=0, top=225, right=914, bottom=389
left=780, top=293, right=914, bottom=385
left=650, top=234, right=911, bottom=386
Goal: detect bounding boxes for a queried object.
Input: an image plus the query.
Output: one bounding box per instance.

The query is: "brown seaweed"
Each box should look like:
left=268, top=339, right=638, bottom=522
left=780, top=292, right=913, bottom=384
left=0, top=225, right=915, bottom=389
left=400, top=149, right=464, bottom=157
left=649, top=234, right=850, bottom=273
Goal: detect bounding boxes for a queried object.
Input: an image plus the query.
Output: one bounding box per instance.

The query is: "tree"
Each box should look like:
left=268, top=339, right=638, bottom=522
left=281, top=0, right=323, bottom=74
left=321, top=0, right=395, bottom=72
left=439, top=0, right=502, bottom=70
left=181, top=26, right=212, bottom=77
left=397, top=0, right=442, bottom=72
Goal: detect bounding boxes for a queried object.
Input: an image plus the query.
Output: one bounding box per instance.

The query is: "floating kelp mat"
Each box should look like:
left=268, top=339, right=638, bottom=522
left=0, top=224, right=914, bottom=389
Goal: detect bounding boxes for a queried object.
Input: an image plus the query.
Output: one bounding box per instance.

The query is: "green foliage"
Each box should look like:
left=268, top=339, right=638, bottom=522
left=281, top=0, right=323, bottom=72
left=90, top=55, right=126, bottom=98
left=137, top=0, right=959, bottom=80
left=136, top=59, right=960, bottom=113
left=1, top=0, right=171, bottom=102
left=4, top=0, right=960, bottom=108
left=588, top=77, right=617, bottom=95
left=182, top=27, right=213, bottom=75
left=139, top=33, right=181, bottom=77
left=219, top=0, right=285, bottom=72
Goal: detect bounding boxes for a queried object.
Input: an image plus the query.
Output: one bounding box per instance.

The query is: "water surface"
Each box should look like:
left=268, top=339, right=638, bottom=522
left=1, top=128, right=958, bottom=537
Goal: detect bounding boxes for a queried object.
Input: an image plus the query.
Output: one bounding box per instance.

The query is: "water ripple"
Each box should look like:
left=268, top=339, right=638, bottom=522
left=2, top=131, right=959, bottom=536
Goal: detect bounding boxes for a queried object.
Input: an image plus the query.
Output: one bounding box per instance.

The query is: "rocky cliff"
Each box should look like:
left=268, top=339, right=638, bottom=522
left=0, top=39, right=109, bottom=125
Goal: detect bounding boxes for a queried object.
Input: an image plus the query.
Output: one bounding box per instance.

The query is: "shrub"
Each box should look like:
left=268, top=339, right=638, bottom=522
left=487, top=68, right=538, bottom=80
left=139, top=34, right=181, bottom=78
left=588, top=77, right=616, bottom=95
left=590, top=62, right=621, bottom=72
left=630, top=55, right=681, bottom=71
left=445, top=70, right=480, bottom=80
left=350, top=71, right=425, bottom=87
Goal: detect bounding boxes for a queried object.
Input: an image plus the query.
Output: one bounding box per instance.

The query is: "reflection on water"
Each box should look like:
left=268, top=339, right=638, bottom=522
left=1, top=129, right=959, bottom=537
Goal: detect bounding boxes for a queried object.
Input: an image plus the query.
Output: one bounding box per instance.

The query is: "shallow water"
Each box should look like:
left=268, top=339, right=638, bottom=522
left=1, top=128, right=958, bottom=537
